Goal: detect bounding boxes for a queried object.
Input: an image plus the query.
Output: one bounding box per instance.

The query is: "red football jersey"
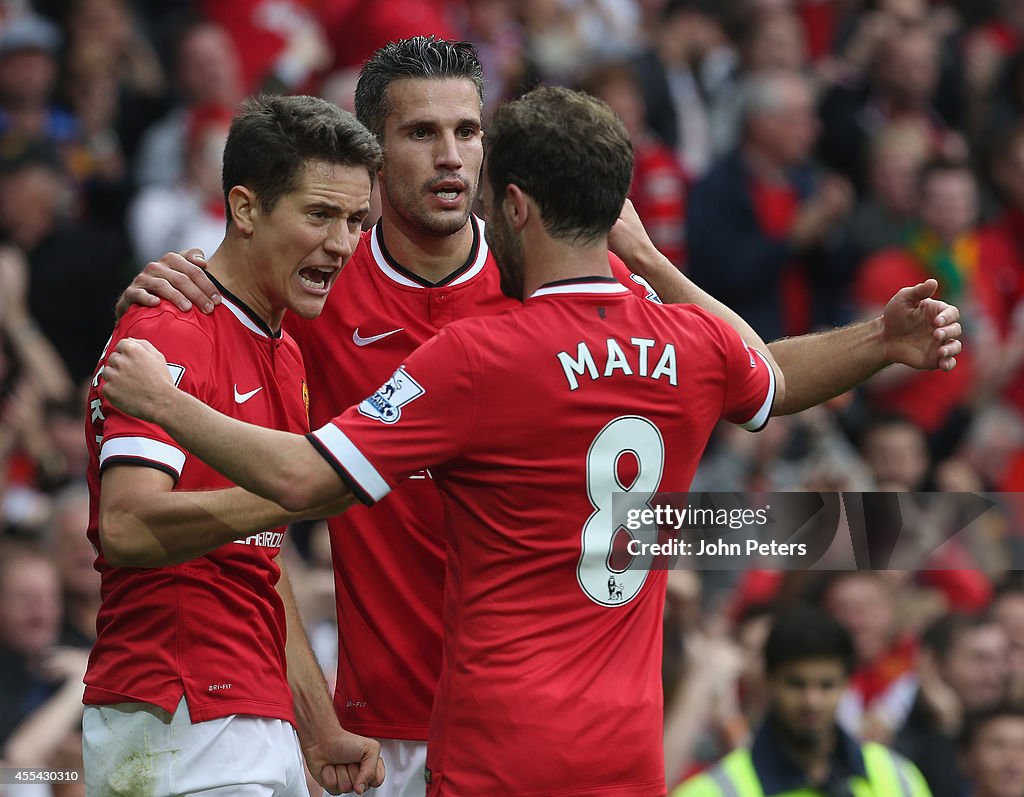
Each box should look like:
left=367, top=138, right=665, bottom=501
left=309, top=278, right=776, bottom=795
left=84, top=285, right=308, bottom=724
left=284, top=216, right=655, bottom=739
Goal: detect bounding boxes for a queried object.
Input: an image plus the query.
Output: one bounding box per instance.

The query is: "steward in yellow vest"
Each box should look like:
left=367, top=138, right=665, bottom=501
left=673, top=606, right=931, bottom=797
left=673, top=721, right=931, bottom=797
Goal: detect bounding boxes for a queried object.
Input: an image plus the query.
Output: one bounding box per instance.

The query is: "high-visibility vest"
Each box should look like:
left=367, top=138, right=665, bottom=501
left=671, top=742, right=933, bottom=797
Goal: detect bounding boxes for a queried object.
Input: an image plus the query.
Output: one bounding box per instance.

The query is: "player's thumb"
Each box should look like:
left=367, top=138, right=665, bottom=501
left=354, top=750, right=381, bottom=793
left=905, top=278, right=939, bottom=303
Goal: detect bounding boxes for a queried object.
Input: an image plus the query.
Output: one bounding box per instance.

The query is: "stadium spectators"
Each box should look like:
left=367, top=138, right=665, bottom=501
left=672, top=606, right=931, bottom=797
left=688, top=68, right=856, bottom=342
left=958, top=704, right=1024, bottom=797
left=5, top=3, right=1024, bottom=794
left=895, top=613, right=1011, bottom=797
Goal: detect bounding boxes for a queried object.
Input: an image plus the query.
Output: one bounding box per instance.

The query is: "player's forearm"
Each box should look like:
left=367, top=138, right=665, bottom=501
left=278, top=566, right=341, bottom=747
left=768, top=316, right=887, bottom=415
left=155, top=388, right=350, bottom=511
left=102, top=485, right=307, bottom=567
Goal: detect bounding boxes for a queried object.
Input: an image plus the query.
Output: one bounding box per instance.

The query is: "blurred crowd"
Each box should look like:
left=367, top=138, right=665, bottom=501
left=4, top=0, right=1024, bottom=794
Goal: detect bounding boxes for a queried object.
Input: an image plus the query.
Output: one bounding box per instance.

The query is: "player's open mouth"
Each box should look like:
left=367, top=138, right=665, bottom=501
left=298, top=266, right=336, bottom=292
left=431, top=179, right=465, bottom=205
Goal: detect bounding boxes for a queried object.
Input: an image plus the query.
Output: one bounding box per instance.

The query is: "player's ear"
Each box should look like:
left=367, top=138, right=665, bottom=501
left=228, top=185, right=258, bottom=236
left=506, top=183, right=530, bottom=232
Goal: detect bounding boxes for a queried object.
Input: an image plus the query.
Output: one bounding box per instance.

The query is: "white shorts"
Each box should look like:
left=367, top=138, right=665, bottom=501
left=83, top=698, right=307, bottom=797
left=324, top=738, right=426, bottom=797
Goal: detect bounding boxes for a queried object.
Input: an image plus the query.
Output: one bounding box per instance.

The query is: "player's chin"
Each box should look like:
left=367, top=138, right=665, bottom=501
left=289, top=292, right=331, bottom=320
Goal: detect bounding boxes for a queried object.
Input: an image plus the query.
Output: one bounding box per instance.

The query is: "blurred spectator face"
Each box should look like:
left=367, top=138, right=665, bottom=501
left=744, top=11, right=807, bottom=71
left=1001, top=0, right=1024, bottom=31
left=993, top=133, right=1024, bottom=211
left=52, top=489, right=98, bottom=599
left=69, top=0, right=131, bottom=52
left=995, top=592, right=1024, bottom=666
left=919, top=167, right=978, bottom=244
left=963, top=715, right=1024, bottom=797
left=659, top=5, right=725, bottom=63
left=879, top=0, right=928, bottom=25
left=587, top=70, right=646, bottom=139
left=768, top=657, right=847, bottom=746
left=0, top=552, right=61, bottom=656
left=746, top=72, right=819, bottom=168
left=0, top=45, right=56, bottom=106
left=185, top=108, right=232, bottom=201
left=875, top=28, right=939, bottom=105
left=869, top=122, right=931, bottom=216
left=177, top=24, right=243, bottom=108
left=861, top=420, right=929, bottom=490
left=943, top=623, right=1011, bottom=710
left=0, top=162, right=64, bottom=249
left=825, top=574, right=895, bottom=663
left=467, top=0, right=514, bottom=40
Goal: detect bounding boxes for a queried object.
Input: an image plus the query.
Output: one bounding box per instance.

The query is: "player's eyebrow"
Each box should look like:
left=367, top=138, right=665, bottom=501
left=306, top=200, right=343, bottom=213
left=398, top=117, right=481, bottom=132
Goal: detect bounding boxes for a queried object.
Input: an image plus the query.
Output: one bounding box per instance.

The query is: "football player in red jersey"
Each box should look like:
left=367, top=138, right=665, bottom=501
left=83, top=95, right=384, bottom=796
left=117, top=36, right=962, bottom=797
left=103, top=86, right=961, bottom=796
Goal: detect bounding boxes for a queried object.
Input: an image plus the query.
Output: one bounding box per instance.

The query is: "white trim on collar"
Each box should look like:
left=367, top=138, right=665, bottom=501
left=530, top=282, right=630, bottom=298
left=369, top=215, right=490, bottom=289
left=448, top=218, right=489, bottom=286
left=220, top=296, right=269, bottom=338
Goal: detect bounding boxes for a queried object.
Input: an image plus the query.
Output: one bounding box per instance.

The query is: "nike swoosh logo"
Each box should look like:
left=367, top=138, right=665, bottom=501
left=234, top=385, right=263, bottom=404
left=352, top=327, right=404, bottom=347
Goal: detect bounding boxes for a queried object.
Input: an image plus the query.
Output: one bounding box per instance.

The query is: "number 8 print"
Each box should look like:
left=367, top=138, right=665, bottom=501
left=578, top=415, right=665, bottom=606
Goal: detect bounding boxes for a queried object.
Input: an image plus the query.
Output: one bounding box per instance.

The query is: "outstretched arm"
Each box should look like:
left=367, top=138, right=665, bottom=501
left=609, top=201, right=962, bottom=415
left=102, top=337, right=348, bottom=512
left=768, top=280, right=960, bottom=414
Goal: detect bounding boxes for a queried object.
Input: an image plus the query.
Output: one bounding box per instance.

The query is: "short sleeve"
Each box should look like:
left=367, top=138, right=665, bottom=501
left=713, top=317, right=776, bottom=432
left=307, top=325, right=475, bottom=505
left=608, top=252, right=663, bottom=303
left=98, top=310, right=213, bottom=481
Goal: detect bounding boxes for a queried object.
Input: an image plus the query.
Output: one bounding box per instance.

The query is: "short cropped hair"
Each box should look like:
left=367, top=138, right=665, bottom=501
left=763, top=605, right=857, bottom=675
left=921, top=612, right=1000, bottom=663
left=355, top=36, right=484, bottom=143
left=486, top=86, right=633, bottom=244
left=221, top=94, right=382, bottom=223
left=959, top=703, right=1024, bottom=752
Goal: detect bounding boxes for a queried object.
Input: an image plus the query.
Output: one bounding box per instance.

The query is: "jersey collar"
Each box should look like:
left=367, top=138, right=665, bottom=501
left=369, top=214, right=489, bottom=289
left=209, top=274, right=281, bottom=339
left=530, top=276, right=629, bottom=299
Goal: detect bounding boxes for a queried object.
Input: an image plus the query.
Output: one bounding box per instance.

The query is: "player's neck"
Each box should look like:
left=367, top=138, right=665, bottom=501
left=378, top=211, right=477, bottom=285
left=520, top=234, right=613, bottom=300
left=206, top=243, right=285, bottom=333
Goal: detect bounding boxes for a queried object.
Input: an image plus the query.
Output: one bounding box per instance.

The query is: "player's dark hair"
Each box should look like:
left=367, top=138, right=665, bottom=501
left=355, top=36, right=484, bottom=143
left=959, top=703, right=1024, bottom=752
left=763, top=605, right=856, bottom=675
left=221, top=94, right=382, bottom=224
left=921, top=612, right=1000, bottom=662
left=486, top=86, right=633, bottom=244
